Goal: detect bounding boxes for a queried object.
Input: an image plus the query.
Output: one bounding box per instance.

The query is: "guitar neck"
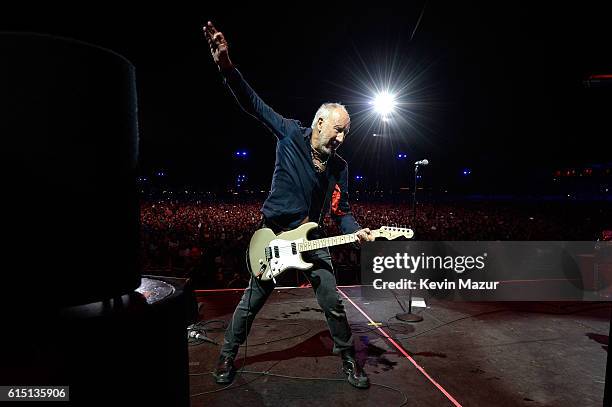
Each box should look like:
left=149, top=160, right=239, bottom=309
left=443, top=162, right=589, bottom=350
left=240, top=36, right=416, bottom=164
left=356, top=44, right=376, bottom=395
left=297, top=229, right=385, bottom=253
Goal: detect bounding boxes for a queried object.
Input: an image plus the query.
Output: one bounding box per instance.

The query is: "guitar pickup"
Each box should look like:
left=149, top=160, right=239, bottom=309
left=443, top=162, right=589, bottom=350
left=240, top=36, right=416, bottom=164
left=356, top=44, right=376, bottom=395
left=291, top=242, right=297, bottom=255
left=265, top=247, right=272, bottom=261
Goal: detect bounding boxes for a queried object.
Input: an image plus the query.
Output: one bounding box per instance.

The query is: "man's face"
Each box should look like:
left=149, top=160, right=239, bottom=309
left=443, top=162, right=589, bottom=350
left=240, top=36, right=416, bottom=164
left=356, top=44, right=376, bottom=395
left=315, top=108, right=350, bottom=156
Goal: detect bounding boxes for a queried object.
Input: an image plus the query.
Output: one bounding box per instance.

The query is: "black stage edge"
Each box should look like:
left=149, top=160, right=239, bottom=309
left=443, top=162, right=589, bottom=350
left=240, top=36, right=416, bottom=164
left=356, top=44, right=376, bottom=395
left=605, top=308, right=612, bottom=406
left=2, top=276, right=196, bottom=406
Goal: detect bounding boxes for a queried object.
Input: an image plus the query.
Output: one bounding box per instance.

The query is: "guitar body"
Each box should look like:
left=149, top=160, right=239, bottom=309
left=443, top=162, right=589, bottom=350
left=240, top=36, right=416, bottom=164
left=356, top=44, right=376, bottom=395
left=248, top=222, right=319, bottom=281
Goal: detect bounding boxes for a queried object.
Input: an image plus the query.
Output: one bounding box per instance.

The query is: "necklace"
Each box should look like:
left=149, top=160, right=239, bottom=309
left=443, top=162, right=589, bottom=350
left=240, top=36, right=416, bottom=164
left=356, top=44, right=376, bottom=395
left=311, top=147, right=329, bottom=173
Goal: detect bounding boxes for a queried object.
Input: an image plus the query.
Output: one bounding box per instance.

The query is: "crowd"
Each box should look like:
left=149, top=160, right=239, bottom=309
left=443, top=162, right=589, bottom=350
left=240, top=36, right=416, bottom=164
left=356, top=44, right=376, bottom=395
left=140, top=199, right=611, bottom=288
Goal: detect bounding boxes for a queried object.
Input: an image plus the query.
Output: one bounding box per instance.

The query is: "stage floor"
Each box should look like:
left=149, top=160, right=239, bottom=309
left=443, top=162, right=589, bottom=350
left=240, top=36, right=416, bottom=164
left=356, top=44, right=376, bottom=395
left=188, top=286, right=610, bottom=406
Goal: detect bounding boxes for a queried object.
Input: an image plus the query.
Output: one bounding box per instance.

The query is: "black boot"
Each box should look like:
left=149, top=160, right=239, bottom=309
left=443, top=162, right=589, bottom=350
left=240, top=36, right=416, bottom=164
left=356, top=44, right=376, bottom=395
left=213, top=355, right=236, bottom=384
left=341, top=349, right=370, bottom=389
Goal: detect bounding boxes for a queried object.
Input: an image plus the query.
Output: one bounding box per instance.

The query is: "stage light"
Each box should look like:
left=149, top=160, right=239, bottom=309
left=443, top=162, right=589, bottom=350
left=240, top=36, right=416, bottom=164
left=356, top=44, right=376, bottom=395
left=372, top=92, right=397, bottom=115
left=355, top=175, right=363, bottom=180
left=462, top=168, right=471, bottom=176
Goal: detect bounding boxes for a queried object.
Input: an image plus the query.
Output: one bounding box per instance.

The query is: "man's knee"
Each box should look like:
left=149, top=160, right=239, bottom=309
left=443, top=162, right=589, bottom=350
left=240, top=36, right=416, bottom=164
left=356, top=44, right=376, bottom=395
left=318, top=291, right=345, bottom=318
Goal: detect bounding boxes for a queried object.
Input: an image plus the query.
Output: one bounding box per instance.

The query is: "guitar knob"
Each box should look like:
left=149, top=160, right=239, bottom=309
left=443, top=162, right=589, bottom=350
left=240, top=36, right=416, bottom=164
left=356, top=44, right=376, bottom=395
left=259, top=259, right=264, bottom=264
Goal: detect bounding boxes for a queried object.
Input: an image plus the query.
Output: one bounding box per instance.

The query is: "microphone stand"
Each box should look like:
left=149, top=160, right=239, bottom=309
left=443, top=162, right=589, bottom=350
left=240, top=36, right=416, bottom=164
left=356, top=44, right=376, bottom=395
left=396, top=162, right=424, bottom=323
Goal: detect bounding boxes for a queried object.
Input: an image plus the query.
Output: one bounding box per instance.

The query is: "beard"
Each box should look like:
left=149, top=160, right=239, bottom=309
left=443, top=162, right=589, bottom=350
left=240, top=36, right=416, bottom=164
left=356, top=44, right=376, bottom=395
left=320, top=144, right=333, bottom=156
left=313, top=129, right=340, bottom=158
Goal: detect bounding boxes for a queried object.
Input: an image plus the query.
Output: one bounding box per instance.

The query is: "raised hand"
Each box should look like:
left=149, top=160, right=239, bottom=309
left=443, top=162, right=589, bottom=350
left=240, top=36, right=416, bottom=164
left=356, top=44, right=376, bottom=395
left=203, top=21, right=233, bottom=71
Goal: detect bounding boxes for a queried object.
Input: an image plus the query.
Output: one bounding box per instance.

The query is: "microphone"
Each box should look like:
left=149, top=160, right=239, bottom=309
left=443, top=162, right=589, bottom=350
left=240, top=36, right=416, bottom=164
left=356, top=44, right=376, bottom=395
left=414, top=159, right=429, bottom=166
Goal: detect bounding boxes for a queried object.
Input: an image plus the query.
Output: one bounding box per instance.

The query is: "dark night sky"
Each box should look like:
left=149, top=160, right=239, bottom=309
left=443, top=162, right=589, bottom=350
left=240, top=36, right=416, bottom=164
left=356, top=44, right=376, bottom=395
left=2, top=2, right=611, bottom=192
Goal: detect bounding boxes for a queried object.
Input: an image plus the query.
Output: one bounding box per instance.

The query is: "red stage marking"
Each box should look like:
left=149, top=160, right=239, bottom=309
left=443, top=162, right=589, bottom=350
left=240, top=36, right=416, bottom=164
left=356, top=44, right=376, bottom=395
left=195, top=277, right=583, bottom=294
left=497, top=278, right=581, bottom=284
left=194, top=284, right=363, bottom=293
left=337, top=287, right=463, bottom=407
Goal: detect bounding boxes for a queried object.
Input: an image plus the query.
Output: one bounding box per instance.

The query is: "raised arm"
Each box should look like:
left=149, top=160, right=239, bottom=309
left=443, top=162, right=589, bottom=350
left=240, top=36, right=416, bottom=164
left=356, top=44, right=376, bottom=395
left=203, top=21, right=299, bottom=139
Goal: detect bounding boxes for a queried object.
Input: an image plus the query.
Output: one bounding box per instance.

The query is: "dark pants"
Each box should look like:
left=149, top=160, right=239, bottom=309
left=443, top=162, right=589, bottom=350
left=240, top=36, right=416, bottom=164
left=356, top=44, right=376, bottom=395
left=220, top=247, right=354, bottom=358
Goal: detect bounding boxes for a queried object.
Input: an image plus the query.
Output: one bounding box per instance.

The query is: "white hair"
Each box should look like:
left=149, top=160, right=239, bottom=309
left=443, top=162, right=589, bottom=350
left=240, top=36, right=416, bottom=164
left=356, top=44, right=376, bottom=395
left=311, top=103, right=349, bottom=129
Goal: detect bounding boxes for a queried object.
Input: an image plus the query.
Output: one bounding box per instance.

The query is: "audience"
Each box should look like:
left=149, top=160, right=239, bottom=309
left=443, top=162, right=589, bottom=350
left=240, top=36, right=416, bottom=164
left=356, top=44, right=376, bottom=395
left=140, top=197, right=610, bottom=287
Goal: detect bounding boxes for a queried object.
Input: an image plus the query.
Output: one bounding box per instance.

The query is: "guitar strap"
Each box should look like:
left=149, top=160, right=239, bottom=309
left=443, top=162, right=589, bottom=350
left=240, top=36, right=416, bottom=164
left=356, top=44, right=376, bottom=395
left=317, top=159, right=338, bottom=231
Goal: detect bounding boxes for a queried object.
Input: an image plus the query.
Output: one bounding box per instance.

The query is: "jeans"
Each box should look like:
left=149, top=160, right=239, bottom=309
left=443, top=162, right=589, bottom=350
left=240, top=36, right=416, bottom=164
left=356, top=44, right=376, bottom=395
left=219, top=246, right=354, bottom=358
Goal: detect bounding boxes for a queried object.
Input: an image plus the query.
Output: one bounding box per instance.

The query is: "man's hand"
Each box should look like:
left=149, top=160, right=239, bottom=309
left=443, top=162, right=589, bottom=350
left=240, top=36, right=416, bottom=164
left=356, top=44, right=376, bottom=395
left=355, top=228, right=375, bottom=243
left=203, top=21, right=233, bottom=71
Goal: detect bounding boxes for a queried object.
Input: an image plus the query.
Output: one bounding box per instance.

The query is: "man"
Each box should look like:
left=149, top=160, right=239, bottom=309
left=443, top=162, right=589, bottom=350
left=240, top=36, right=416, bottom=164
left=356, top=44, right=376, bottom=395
left=203, top=21, right=374, bottom=389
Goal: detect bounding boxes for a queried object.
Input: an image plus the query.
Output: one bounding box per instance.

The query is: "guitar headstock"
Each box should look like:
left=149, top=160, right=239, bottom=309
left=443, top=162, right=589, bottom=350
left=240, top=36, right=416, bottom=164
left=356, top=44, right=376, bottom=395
left=374, top=226, right=414, bottom=240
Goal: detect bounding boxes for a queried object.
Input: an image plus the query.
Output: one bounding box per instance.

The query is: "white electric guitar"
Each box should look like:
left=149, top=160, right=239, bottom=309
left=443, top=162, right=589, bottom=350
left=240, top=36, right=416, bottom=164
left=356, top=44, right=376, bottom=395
left=248, top=222, right=413, bottom=282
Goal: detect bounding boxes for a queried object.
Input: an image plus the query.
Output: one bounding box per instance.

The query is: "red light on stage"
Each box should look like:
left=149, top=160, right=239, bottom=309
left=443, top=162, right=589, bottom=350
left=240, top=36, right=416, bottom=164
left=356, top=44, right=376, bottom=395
left=589, top=74, right=612, bottom=79
left=584, top=73, right=612, bottom=87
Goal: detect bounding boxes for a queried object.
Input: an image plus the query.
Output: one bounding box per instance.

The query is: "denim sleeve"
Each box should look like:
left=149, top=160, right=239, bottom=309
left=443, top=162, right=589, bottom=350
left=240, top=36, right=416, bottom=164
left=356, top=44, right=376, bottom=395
left=222, top=67, right=300, bottom=140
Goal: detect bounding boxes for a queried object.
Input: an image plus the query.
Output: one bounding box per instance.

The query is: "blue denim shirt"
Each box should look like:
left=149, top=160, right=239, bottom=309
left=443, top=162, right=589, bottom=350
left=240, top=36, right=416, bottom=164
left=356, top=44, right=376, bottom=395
left=223, top=67, right=361, bottom=234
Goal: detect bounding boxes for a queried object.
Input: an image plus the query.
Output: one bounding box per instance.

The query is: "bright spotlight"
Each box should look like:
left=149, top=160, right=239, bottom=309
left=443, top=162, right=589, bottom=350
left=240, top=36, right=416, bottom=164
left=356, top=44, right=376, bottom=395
left=372, top=92, right=397, bottom=115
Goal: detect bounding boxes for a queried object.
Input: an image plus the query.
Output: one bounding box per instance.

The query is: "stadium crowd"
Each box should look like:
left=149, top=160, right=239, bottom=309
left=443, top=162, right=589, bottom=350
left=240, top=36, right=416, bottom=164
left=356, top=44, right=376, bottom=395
left=139, top=197, right=610, bottom=288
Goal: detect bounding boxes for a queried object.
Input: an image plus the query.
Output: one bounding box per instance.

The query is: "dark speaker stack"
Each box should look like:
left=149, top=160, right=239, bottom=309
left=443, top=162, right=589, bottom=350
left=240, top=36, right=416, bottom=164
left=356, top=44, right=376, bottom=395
left=0, top=33, right=194, bottom=405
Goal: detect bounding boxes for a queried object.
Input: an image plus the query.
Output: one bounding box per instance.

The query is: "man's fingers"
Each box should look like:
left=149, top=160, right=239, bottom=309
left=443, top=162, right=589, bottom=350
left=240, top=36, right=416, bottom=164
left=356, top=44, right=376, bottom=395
left=203, top=27, right=223, bottom=53
left=203, top=26, right=214, bottom=47
left=206, top=21, right=218, bottom=35
left=356, top=228, right=374, bottom=242
left=204, top=34, right=215, bottom=53
left=203, top=22, right=229, bottom=58
left=203, top=22, right=219, bottom=42
left=212, top=32, right=226, bottom=46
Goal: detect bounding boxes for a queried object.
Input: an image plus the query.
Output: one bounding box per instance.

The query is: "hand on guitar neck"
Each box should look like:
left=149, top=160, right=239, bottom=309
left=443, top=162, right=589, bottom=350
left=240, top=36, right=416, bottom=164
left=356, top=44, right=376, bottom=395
left=355, top=228, right=375, bottom=244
